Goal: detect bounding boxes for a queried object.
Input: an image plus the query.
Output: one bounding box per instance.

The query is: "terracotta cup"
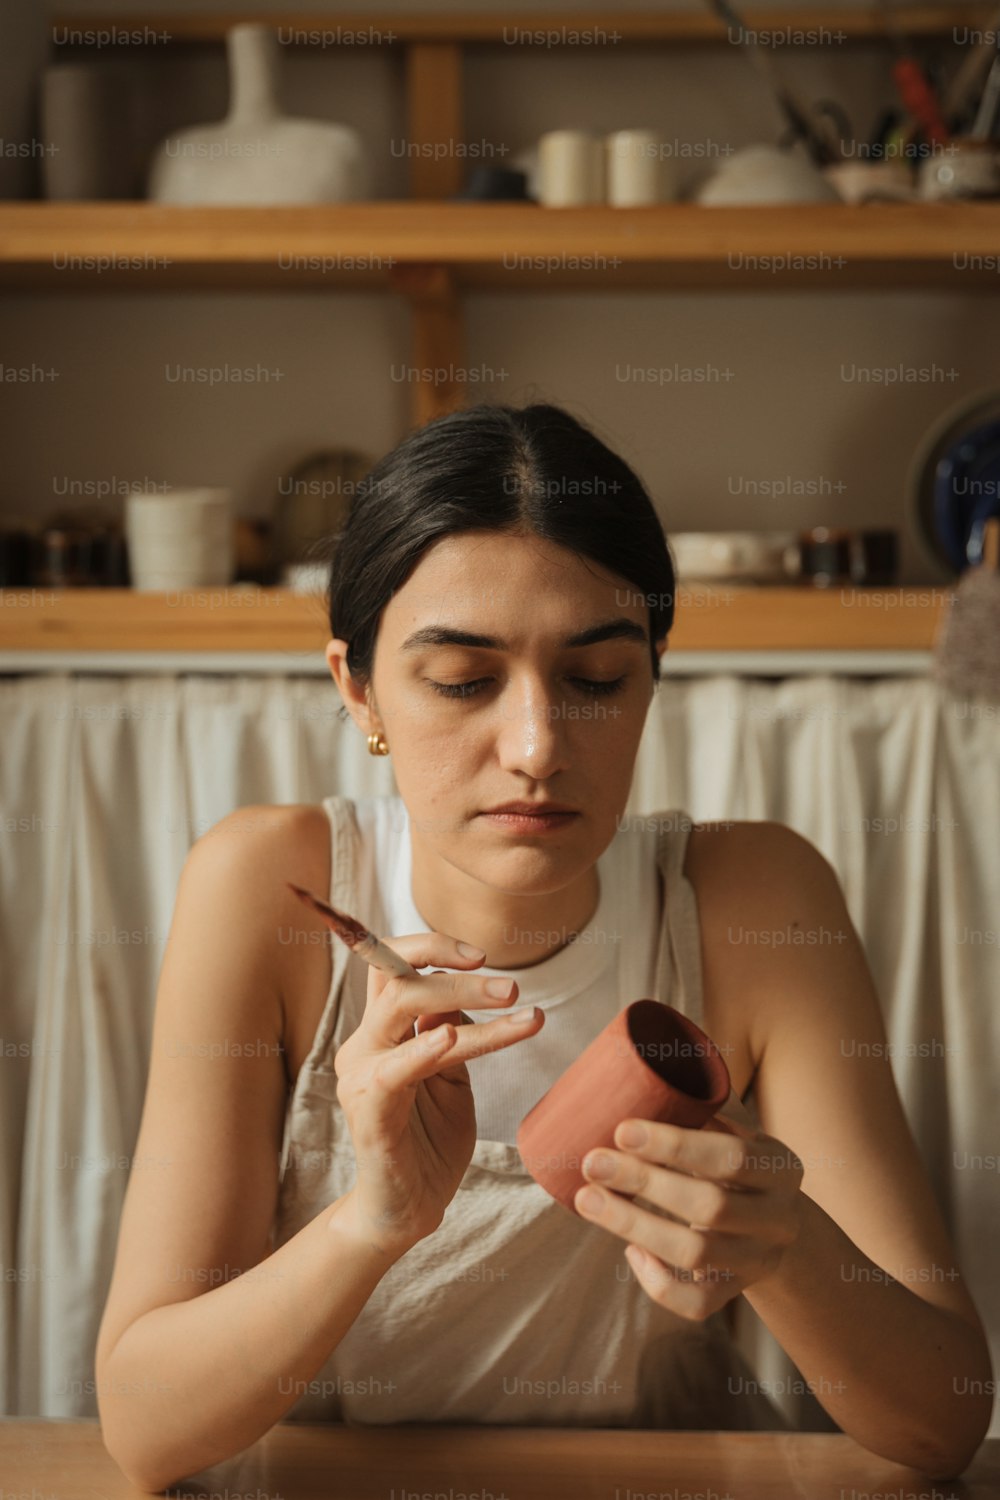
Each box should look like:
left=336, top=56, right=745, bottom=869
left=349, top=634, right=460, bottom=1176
left=516, top=999, right=731, bottom=1213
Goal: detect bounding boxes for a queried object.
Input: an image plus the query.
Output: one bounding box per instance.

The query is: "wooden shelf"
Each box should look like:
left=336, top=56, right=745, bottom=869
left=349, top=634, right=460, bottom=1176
left=0, top=586, right=951, bottom=655
left=51, top=5, right=997, bottom=46
left=3, top=202, right=1000, bottom=291
left=0, top=587, right=329, bottom=655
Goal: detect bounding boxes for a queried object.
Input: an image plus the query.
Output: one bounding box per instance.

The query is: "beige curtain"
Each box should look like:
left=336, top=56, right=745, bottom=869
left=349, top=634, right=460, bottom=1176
left=1, top=672, right=997, bottom=1435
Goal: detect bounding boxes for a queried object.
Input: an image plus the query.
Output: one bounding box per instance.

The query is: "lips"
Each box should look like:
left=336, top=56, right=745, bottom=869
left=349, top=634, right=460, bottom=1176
left=483, top=804, right=578, bottom=816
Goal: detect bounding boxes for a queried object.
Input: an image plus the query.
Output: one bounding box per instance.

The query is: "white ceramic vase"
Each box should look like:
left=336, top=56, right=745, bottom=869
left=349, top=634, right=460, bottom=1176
left=147, top=24, right=370, bottom=204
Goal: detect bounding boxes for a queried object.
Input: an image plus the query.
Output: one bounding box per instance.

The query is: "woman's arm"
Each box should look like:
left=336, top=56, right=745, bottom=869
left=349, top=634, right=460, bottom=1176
left=741, top=1180, right=991, bottom=1477
left=574, top=821, right=992, bottom=1478
left=95, top=809, right=404, bottom=1493
left=100, top=1189, right=399, bottom=1492
left=736, top=823, right=993, bottom=1475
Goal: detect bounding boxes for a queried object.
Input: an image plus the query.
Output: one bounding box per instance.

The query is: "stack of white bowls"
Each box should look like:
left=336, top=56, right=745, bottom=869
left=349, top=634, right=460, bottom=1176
left=125, top=489, right=234, bottom=591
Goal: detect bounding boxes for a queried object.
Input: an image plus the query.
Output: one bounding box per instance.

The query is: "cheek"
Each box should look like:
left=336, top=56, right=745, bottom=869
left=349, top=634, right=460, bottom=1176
left=393, top=733, right=479, bottom=813
left=574, top=692, right=649, bottom=745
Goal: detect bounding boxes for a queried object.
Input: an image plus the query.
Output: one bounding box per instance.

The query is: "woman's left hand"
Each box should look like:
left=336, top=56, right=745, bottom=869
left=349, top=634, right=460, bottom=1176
left=574, top=1111, right=806, bottom=1320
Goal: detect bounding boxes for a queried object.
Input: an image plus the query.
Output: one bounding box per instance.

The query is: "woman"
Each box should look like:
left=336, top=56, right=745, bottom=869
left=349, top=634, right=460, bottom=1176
left=95, top=402, right=992, bottom=1491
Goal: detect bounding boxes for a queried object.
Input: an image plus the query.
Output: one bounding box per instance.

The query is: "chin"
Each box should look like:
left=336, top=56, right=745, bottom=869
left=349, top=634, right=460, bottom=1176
left=468, top=835, right=597, bottom=886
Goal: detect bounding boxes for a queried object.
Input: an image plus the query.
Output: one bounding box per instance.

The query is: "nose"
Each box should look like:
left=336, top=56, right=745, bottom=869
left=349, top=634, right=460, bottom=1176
left=494, top=673, right=571, bottom=778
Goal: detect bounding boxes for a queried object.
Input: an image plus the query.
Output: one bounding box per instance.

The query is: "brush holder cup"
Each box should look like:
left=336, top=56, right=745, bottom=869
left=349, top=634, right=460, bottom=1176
left=516, top=999, right=731, bottom=1214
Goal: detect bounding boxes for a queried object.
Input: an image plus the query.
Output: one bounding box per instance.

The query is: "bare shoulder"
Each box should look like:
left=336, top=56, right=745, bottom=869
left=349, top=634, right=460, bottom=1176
left=187, top=803, right=334, bottom=1081
left=684, top=815, right=833, bottom=893
left=682, top=817, right=841, bottom=1091
left=192, top=801, right=329, bottom=866
left=190, top=801, right=332, bottom=888
left=185, top=802, right=332, bottom=946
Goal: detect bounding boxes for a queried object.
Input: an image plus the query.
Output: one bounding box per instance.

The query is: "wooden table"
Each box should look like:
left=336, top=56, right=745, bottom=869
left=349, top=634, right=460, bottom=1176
left=1, top=1420, right=998, bottom=1498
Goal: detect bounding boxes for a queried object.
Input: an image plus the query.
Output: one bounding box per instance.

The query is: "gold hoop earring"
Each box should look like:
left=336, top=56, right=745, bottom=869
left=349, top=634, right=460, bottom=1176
left=367, top=731, right=390, bottom=756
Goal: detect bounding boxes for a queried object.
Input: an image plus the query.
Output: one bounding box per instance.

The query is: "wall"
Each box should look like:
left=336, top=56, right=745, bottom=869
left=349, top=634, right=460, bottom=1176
left=1, top=0, right=996, bottom=585
left=0, top=0, right=49, bottom=198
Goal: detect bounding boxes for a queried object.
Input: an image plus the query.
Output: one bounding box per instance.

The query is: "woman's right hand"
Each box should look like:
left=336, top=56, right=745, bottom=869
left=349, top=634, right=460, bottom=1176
left=333, top=932, right=544, bottom=1258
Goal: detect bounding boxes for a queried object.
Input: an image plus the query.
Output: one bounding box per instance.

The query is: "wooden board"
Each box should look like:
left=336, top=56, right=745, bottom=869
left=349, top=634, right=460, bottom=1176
left=49, top=6, right=1000, bottom=45
left=3, top=204, right=1000, bottom=291
left=0, top=586, right=951, bottom=654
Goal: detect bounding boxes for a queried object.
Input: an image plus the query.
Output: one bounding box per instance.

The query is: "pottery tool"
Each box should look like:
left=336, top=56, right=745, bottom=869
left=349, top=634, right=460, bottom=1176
left=287, top=882, right=420, bottom=981
left=875, top=0, right=950, bottom=147
left=869, top=106, right=902, bottom=153
left=970, top=52, right=1000, bottom=141
left=287, top=882, right=499, bottom=1038
left=942, top=7, right=1000, bottom=131
left=868, top=106, right=919, bottom=161
left=705, top=0, right=844, bottom=165
left=932, top=517, right=1000, bottom=703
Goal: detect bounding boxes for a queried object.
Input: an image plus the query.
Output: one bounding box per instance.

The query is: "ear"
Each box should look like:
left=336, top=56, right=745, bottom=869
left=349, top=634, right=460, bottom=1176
left=325, top=637, right=379, bottom=734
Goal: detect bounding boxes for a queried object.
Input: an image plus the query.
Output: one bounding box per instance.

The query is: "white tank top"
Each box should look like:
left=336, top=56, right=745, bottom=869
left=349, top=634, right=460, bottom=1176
left=350, top=794, right=661, bottom=1144
left=272, top=793, right=784, bottom=1431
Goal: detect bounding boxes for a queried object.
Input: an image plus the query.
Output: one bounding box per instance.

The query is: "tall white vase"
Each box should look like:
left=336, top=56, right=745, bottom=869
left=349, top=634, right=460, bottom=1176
left=147, top=24, right=370, bottom=204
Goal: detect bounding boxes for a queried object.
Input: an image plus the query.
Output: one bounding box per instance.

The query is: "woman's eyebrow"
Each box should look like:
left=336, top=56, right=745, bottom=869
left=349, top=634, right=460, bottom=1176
left=399, top=618, right=649, bottom=653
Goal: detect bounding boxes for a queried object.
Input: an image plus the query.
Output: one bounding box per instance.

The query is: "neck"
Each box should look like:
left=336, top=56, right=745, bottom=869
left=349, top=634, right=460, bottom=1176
left=409, top=824, right=600, bottom=969
left=226, top=25, right=280, bottom=125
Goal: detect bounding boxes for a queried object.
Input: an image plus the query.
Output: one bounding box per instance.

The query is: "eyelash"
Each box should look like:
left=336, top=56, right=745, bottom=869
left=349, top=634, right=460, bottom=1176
left=428, top=676, right=628, bottom=700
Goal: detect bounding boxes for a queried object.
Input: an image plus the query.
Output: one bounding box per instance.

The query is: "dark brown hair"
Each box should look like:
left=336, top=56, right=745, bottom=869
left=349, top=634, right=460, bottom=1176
left=322, top=401, right=677, bottom=718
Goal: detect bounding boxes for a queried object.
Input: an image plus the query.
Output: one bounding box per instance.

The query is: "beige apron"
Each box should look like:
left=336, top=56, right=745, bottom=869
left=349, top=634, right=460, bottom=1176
left=272, top=797, right=786, bottom=1431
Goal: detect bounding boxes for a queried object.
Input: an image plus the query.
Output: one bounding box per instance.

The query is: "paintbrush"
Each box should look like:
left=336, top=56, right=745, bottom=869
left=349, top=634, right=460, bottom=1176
left=970, top=52, right=1000, bottom=141
left=287, top=882, right=422, bottom=981
left=287, top=881, right=494, bottom=1038
left=705, top=0, right=843, bottom=165
left=942, top=7, right=1000, bottom=131
left=932, top=518, right=1000, bottom=703
left=875, top=0, right=950, bottom=147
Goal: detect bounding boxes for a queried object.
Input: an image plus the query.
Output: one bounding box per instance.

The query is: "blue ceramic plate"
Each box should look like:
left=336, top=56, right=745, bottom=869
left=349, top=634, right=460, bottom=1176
left=912, top=393, right=1000, bottom=575
left=933, top=419, right=1000, bottom=572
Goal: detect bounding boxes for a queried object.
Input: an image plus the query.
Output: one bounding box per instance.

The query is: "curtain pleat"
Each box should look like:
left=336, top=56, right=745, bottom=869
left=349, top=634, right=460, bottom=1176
left=0, top=671, right=996, bottom=1434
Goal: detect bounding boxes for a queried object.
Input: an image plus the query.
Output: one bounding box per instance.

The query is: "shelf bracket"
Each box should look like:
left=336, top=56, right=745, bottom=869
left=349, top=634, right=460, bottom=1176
left=405, top=42, right=464, bottom=200
left=389, top=262, right=466, bottom=425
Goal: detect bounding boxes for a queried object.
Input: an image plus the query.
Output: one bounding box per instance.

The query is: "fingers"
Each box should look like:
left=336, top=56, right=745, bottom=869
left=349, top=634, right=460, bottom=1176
left=365, top=931, right=487, bottom=994
left=434, top=1005, right=543, bottom=1066
left=580, top=1151, right=776, bottom=1235
left=413, top=1008, right=472, bottom=1036
left=374, top=1005, right=544, bottom=1092
left=607, top=1117, right=779, bottom=1190
left=575, top=1182, right=759, bottom=1287
left=374, top=1022, right=460, bottom=1092
left=364, top=935, right=522, bottom=1047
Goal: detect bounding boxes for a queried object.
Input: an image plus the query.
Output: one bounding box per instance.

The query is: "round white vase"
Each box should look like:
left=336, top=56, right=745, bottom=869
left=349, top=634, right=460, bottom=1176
left=147, top=24, right=370, bottom=205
